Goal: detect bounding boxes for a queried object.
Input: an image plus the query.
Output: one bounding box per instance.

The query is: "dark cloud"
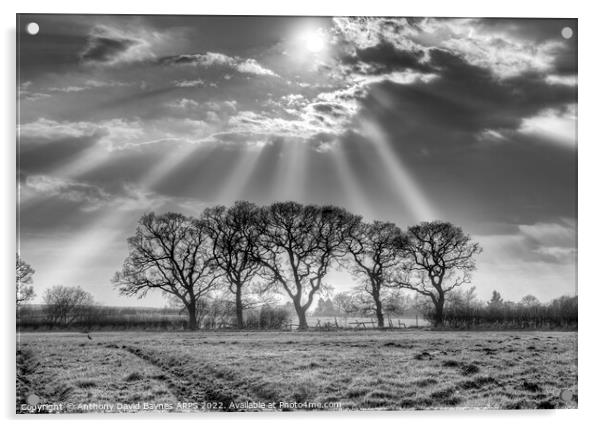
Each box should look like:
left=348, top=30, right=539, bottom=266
left=357, top=47, right=575, bottom=153
left=341, top=41, right=429, bottom=74
left=80, top=35, right=138, bottom=63
left=159, top=54, right=200, bottom=65
left=312, top=103, right=346, bottom=117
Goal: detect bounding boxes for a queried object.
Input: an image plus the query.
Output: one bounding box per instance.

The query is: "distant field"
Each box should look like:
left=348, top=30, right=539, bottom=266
left=17, top=330, right=577, bottom=412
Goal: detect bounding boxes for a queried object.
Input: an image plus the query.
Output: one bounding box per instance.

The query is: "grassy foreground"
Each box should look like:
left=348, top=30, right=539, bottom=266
left=16, top=330, right=577, bottom=412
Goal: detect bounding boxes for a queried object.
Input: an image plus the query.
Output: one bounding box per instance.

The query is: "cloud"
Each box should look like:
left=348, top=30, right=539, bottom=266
left=477, top=219, right=576, bottom=266
left=21, top=173, right=185, bottom=215
left=47, top=79, right=130, bottom=93
left=518, top=104, right=577, bottom=147
left=518, top=219, right=576, bottom=250
left=333, top=17, right=571, bottom=79
left=19, top=117, right=213, bottom=151
left=160, top=52, right=278, bottom=77
left=81, top=35, right=138, bottom=63
left=79, top=25, right=167, bottom=65
left=235, top=58, right=278, bottom=76
left=24, top=175, right=111, bottom=211
left=347, top=46, right=576, bottom=156
left=545, top=75, right=577, bottom=86
left=172, top=78, right=204, bottom=88
left=166, top=98, right=200, bottom=110
left=19, top=118, right=100, bottom=141
left=19, top=81, right=51, bottom=101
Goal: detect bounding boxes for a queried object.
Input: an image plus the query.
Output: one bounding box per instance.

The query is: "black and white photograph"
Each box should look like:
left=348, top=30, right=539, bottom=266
left=15, top=13, right=577, bottom=413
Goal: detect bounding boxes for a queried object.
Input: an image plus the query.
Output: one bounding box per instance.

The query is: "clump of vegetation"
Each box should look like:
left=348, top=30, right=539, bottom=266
left=244, top=306, right=291, bottom=329
left=124, top=372, right=144, bottom=382
left=460, top=363, right=480, bottom=376
left=522, top=380, right=542, bottom=392
left=292, top=379, right=316, bottom=402
left=75, top=379, right=97, bottom=388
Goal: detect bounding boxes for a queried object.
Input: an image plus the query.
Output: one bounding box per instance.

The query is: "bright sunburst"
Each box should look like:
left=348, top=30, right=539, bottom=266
left=302, top=29, right=327, bottom=53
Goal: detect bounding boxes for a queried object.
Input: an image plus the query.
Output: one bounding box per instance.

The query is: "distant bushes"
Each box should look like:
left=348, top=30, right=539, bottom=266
left=244, top=306, right=290, bottom=329
left=17, top=302, right=292, bottom=331
left=418, top=292, right=577, bottom=330
left=18, top=292, right=576, bottom=331
left=17, top=305, right=188, bottom=331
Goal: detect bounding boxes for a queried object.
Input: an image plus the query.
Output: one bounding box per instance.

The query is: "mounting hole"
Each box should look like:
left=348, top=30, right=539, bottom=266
left=560, top=390, right=573, bottom=401
left=561, top=27, right=573, bottom=39
left=26, top=22, right=39, bottom=35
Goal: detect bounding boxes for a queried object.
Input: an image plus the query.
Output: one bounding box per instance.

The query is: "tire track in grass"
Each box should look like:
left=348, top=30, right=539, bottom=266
left=111, top=344, right=244, bottom=411
left=16, top=346, right=73, bottom=414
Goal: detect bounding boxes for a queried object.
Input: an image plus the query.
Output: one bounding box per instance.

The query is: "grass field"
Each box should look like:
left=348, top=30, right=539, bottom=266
left=16, top=330, right=577, bottom=413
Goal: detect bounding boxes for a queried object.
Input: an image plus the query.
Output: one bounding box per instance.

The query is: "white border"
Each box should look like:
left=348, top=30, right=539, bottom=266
left=2, top=1, right=600, bottom=427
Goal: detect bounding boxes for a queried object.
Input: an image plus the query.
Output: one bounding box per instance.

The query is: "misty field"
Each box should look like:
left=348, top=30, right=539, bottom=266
left=17, top=330, right=577, bottom=413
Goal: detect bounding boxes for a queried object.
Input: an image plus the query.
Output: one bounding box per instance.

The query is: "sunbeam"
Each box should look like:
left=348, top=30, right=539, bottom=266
left=330, top=143, right=376, bottom=220
left=137, top=140, right=212, bottom=190
left=18, top=143, right=111, bottom=206
left=271, top=139, right=308, bottom=202
left=214, top=143, right=265, bottom=205
left=360, top=119, right=437, bottom=222
left=39, top=209, right=127, bottom=291
left=39, top=141, right=216, bottom=288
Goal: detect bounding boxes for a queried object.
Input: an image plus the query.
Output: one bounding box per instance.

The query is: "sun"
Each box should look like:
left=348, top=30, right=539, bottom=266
left=303, top=29, right=327, bottom=53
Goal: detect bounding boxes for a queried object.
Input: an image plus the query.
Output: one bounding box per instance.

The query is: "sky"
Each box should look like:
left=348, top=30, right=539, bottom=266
left=17, top=15, right=577, bottom=306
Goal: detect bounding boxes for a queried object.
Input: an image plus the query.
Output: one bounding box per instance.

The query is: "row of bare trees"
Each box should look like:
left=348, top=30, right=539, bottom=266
left=113, top=201, right=482, bottom=330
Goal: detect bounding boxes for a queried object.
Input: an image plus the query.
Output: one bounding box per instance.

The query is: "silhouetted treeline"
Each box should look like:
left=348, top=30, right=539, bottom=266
left=112, top=203, right=483, bottom=329
left=417, top=291, right=577, bottom=329
left=17, top=302, right=292, bottom=331
left=17, top=305, right=188, bottom=330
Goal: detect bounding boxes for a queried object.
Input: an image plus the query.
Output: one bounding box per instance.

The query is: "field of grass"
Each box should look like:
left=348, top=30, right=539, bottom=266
left=16, top=330, right=577, bottom=413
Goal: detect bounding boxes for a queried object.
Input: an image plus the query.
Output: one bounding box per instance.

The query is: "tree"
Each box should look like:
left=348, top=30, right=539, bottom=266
left=313, top=297, right=336, bottom=316
left=43, top=285, right=94, bottom=327
left=333, top=292, right=354, bottom=313
left=113, top=212, right=221, bottom=330
left=488, top=290, right=504, bottom=308
left=16, top=254, right=35, bottom=306
left=381, top=290, right=411, bottom=317
left=346, top=221, right=405, bottom=328
left=447, top=285, right=479, bottom=310
left=520, top=294, right=541, bottom=307
left=394, top=221, right=482, bottom=327
left=203, top=202, right=261, bottom=329
left=332, top=292, right=357, bottom=320
left=253, top=202, right=358, bottom=330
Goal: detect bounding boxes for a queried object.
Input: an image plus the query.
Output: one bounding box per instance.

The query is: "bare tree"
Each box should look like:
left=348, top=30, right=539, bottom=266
left=447, top=285, right=479, bottom=310
left=16, top=254, right=35, bottom=306
left=346, top=221, right=405, bottom=328
left=43, top=285, right=94, bottom=327
left=520, top=294, right=541, bottom=307
left=113, top=212, right=221, bottom=330
left=253, top=202, right=358, bottom=330
left=332, top=292, right=355, bottom=316
left=394, top=221, right=482, bottom=327
left=203, top=201, right=261, bottom=329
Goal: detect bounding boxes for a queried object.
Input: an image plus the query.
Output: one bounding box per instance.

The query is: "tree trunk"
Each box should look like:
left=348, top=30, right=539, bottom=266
left=374, top=297, right=385, bottom=328
left=235, top=284, right=244, bottom=329
left=433, top=298, right=444, bottom=327
left=186, top=303, right=198, bottom=330
left=294, top=299, right=309, bottom=330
